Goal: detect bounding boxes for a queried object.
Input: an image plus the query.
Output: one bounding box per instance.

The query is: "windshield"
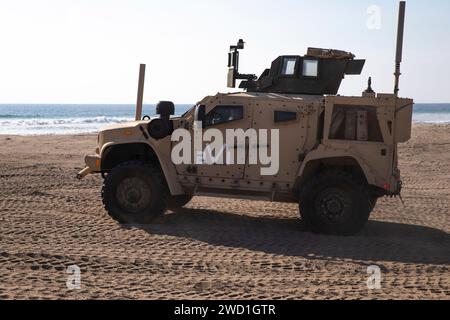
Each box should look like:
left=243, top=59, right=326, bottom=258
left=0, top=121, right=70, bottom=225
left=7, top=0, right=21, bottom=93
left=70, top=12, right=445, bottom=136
left=181, top=104, right=196, bottom=118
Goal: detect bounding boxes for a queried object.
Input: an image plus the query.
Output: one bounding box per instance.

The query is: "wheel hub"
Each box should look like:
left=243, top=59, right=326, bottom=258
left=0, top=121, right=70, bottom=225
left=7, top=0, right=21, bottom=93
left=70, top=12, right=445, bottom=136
left=116, top=177, right=151, bottom=213
left=325, top=199, right=342, bottom=214
left=126, top=189, right=141, bottom=203
left=315, top=188, right=351, bottom=222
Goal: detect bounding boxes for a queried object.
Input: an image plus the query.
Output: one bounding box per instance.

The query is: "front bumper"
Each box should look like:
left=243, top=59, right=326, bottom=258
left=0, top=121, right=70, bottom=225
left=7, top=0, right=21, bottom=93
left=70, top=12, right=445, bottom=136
left=76, top=155, right=101, bottom=179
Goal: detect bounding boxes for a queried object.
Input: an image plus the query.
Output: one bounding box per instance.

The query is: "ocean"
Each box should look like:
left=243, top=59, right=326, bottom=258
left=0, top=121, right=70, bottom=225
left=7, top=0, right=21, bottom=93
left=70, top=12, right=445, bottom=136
left=0, top=104, right=193, bottom=135
left=0, top=103, right=449, bottom=135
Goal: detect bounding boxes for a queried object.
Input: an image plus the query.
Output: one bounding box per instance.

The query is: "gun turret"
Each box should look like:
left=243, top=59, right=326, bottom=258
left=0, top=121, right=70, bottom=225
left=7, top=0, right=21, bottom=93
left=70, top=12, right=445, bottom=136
left=227, top=40, right=365, bottom=96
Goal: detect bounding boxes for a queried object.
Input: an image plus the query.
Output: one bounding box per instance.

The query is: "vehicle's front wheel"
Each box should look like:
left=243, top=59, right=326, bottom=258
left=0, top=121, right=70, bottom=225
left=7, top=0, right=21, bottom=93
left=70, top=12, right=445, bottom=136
left=102, top=161, right=168, bottom=224
left=369, top=195, right=379, bottom=212
left=299, top=170, right=371, bottom=236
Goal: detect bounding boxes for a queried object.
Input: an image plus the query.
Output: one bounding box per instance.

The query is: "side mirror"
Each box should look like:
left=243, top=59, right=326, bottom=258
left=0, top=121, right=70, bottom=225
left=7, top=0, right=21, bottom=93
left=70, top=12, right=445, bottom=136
left=195, top=105, right=206, bottom=123
left=156, top=101, right=175, bottom=118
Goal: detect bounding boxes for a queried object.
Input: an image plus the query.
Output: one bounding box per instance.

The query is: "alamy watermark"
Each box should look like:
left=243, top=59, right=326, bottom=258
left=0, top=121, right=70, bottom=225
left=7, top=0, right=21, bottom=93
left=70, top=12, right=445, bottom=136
left=366, top=5, right=382, bottom=30
left=366, top=265, right=382, bottom=290
left=171, top=121, right=280, bottom=176
left=66, top=265, right=81, bottom=290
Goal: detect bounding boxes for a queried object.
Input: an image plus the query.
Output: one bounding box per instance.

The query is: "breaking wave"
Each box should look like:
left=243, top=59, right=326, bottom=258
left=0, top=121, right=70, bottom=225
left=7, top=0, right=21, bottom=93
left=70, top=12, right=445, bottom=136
left=412, top=113, right=450, bottom=125
left=0, top=116, right=134, bottom=135
left=0, top=116, right=132, bottom=126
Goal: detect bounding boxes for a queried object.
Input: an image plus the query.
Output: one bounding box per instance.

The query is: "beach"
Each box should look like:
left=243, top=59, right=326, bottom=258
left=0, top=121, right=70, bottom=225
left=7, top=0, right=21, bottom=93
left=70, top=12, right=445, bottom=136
left=0, top=124, right=448, bottom=300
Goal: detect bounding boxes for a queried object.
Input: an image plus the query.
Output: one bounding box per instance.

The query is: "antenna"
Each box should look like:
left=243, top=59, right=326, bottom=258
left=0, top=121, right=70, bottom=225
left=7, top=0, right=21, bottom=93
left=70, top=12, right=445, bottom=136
left=135, top=64, right=146, bottom=121
left=394, top=1, right=406, bottom=96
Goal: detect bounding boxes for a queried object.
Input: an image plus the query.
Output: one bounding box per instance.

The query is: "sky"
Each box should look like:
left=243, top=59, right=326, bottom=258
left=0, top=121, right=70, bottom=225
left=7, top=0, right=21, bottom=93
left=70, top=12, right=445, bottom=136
left=0, top=0, right=449, bottom=104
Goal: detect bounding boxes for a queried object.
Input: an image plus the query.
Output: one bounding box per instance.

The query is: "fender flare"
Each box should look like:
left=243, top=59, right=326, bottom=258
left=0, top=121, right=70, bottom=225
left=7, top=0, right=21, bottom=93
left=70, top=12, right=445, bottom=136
left=297, top=145, right=376, bottom=186
left=100, top=141, right=185, bottom=196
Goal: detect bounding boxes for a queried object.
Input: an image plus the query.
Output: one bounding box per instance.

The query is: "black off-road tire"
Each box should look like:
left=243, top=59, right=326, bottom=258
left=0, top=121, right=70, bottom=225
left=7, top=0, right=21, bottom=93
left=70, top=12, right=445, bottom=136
left=299, top=169, right=371, bottom=236
left=101, top=161, right=168, bottom=224
left=167, top=195, right=193, bottom=210
left=369, top=196, right=379, bottom=212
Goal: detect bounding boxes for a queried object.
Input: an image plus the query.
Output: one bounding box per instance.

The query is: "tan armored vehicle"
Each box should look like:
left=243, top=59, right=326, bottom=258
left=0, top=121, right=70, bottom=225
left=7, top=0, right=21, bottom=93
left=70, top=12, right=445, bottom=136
left=78, top=2, right=413, bottom=235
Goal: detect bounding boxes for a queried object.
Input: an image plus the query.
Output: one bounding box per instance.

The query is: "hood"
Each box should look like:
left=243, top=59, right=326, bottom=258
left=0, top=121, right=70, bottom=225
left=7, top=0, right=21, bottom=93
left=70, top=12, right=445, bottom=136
left=99, top=120, right=148, bottom=132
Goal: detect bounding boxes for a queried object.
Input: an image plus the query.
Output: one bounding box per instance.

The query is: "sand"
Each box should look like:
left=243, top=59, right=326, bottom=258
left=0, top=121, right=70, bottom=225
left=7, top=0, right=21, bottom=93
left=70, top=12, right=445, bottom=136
left=0, top=125, right=449, bottom=300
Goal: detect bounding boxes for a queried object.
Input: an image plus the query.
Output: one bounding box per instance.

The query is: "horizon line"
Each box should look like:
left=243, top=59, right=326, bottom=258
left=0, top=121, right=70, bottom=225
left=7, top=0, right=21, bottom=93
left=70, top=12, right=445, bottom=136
left=1, top=102, right=450, bottom=105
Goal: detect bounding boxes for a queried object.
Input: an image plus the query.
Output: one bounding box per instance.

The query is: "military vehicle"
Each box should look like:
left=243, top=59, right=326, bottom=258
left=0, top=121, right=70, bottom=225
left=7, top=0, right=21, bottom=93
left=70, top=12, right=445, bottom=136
left=78, top=2, right=413, bottom=235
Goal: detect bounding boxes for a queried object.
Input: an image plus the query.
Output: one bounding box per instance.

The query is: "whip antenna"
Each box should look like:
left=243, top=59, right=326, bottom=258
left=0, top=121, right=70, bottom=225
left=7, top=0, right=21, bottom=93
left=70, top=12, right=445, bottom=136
left=394, top=1, right=406, bottom=96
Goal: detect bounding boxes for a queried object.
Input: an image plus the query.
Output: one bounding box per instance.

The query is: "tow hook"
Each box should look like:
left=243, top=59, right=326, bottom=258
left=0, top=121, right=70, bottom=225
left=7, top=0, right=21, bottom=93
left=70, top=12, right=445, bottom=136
left=76, top=167, right=93, bottom=180
left=387, top=181, right=405, bottom=206
left=398, top=193, right=405, bottom=206
left=397, top=181, right=405, bottom=206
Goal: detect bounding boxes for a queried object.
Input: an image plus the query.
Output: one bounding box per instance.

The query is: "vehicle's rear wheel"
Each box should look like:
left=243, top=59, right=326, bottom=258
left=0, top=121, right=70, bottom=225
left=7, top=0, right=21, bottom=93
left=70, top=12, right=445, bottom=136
left=167, top=195, right=193, bottom=210
left=299, top=169, right=371, bottom=236
left=102, top=161, right=168, bottom=224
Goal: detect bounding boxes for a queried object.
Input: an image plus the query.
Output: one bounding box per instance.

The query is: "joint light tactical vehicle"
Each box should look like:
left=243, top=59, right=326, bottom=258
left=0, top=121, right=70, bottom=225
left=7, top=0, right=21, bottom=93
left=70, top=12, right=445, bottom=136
left=78, top=2, right=413, bottom=235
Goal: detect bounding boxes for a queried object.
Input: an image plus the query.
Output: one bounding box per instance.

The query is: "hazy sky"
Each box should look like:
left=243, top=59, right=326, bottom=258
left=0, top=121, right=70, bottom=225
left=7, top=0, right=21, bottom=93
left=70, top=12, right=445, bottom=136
left=0, top=0, right=449, bottom=104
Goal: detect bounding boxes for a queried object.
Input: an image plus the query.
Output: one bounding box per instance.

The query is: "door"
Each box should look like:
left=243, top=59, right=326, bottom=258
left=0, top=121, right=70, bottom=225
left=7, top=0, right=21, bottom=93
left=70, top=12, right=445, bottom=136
left=173, top=99, right=253, bottom=181
left=196, top=102, right=252, bottom=179
left=244, top=101, right=311, bottom=187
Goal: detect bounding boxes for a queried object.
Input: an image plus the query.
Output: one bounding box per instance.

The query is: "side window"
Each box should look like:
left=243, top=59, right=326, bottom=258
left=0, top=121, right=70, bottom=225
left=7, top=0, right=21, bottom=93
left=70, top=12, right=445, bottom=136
left=281, top=57, right=297, bottom=76
left=274, top=111, right=297, bottom=123
left=302, top=58, right=319, bottom=77
left=329, top=105, right=383, bottom=142
left=204, top=105, right=244, bottom=127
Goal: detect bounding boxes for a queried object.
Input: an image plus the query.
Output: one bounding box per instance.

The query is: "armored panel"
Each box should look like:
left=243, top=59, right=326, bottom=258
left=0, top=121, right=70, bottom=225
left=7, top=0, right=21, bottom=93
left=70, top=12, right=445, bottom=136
left=357, top=111, right=369, bottom=141
left=345, top=111, right=357, bottom=140
left=227, top=69, right=236, bottom=88
left=395, top=100, right=414, bottom=143
left=345, top=60, right=366, bottom=75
